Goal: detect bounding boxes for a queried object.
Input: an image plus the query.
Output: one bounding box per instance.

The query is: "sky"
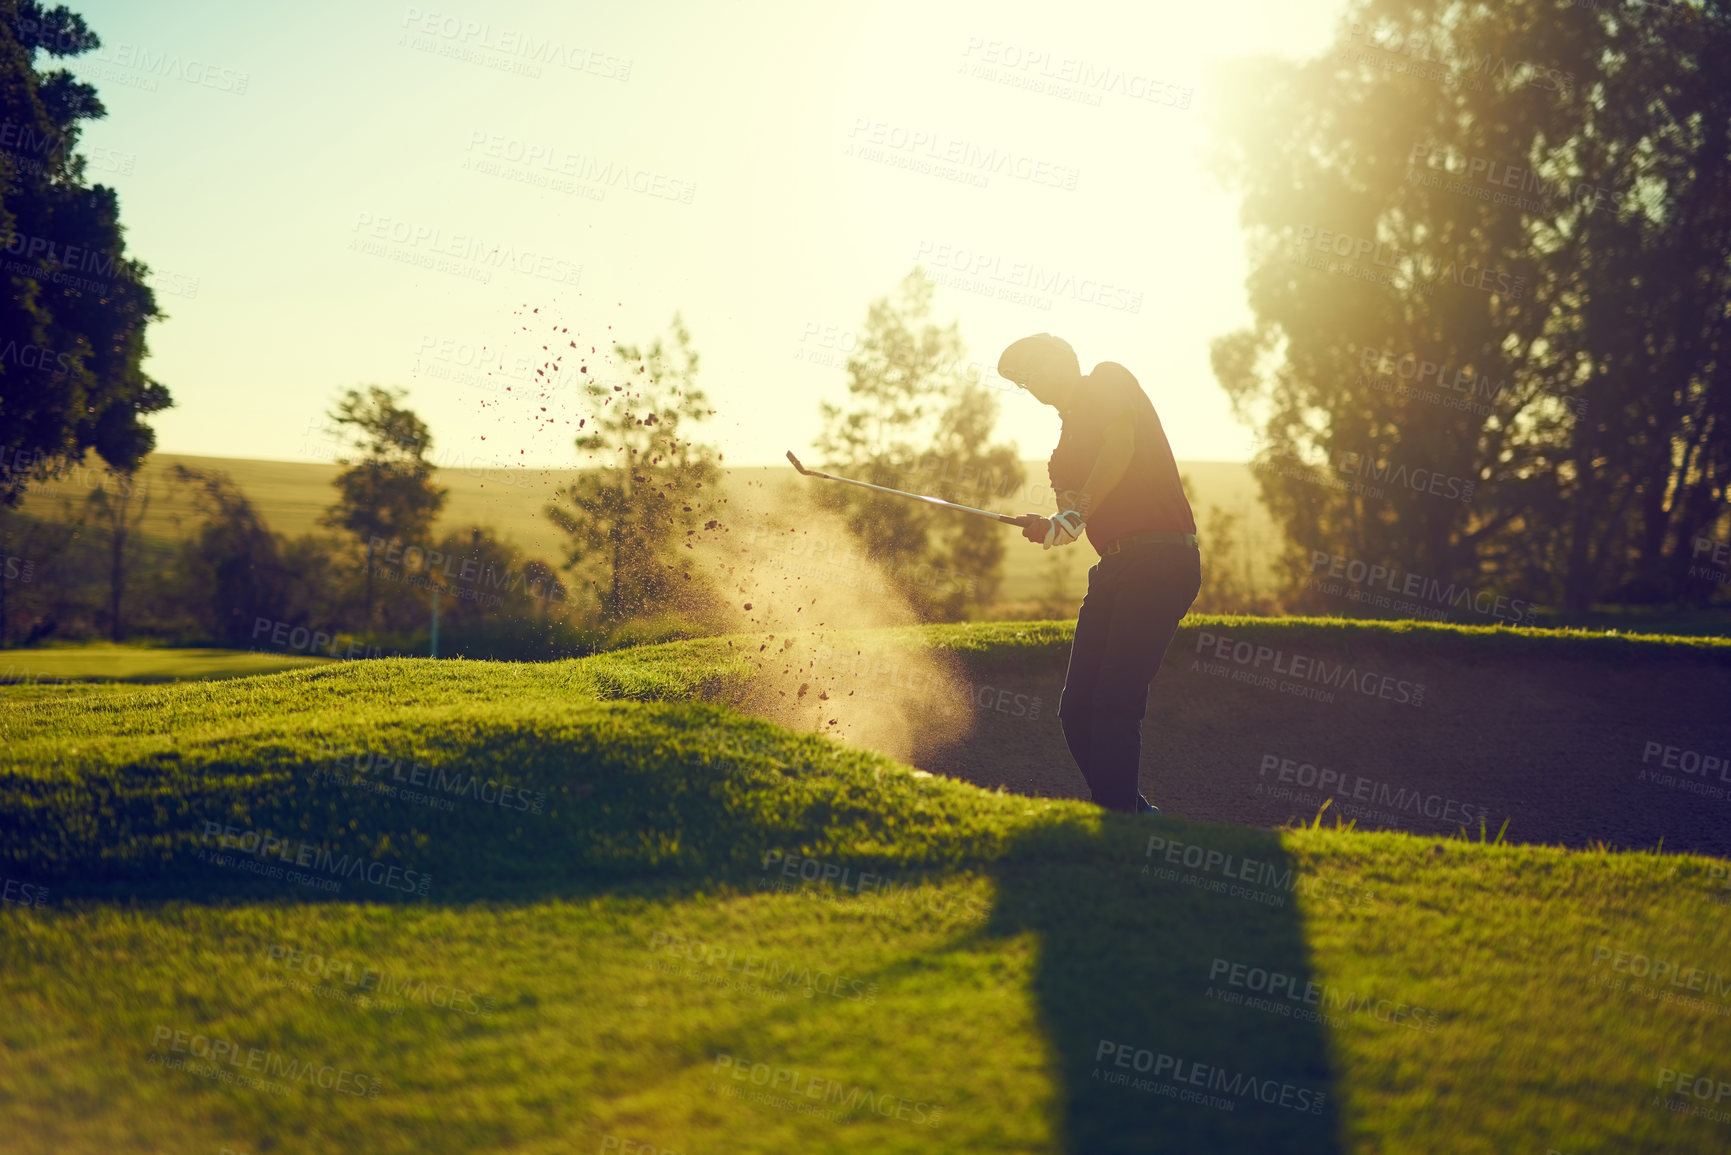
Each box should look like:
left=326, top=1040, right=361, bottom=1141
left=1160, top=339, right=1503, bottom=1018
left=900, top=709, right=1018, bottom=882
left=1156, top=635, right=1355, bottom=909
left=63, top=0, right=1344, bottom=474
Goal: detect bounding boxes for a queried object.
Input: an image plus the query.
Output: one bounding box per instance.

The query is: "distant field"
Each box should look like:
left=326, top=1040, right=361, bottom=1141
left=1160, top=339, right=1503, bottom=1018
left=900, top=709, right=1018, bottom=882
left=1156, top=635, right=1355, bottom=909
left=0, top=645, right=330, bottom=684
left=15, top=453, right=1282, bottom=611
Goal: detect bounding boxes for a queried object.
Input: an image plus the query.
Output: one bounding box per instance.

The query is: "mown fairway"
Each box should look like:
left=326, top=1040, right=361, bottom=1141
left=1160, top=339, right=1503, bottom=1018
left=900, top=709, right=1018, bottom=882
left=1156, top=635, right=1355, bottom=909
left=4, top=621, right=1731, bottom=1152
left=0, top=644, right=330, bottom=684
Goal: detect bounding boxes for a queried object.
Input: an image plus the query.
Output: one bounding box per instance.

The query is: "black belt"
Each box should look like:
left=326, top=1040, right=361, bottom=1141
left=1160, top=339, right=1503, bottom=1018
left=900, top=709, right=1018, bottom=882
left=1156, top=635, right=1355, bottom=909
left=1103, top=529, right=1199, bottom=555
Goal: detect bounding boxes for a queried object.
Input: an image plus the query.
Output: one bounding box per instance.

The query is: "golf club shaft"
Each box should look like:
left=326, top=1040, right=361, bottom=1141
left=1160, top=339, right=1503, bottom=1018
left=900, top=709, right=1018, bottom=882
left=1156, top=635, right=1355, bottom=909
left=788, top=454, right=1029, bottom=526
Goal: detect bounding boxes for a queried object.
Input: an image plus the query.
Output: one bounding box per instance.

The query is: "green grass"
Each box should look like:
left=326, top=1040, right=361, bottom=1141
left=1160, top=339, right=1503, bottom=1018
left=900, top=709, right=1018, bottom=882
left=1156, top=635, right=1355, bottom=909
left=3, top=624, right=1729, bottom=1152
left=815, top=613, right=1731, bottom=670
left=0, top=643, right=332, bottom=684
left=9, top=834, right=1725, bottom=1153
left=8, top=612, right=1722, bottom=691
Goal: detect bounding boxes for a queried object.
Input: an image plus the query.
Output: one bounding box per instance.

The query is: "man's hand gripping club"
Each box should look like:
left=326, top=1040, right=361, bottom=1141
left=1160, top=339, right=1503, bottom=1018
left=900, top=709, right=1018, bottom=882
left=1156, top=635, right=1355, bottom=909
left=1019, top=508, right=1085, bottom=550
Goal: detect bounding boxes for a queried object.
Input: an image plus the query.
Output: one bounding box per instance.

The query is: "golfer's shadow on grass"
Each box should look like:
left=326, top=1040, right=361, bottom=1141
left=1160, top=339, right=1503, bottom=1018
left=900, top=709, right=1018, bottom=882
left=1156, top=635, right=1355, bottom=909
left=983, top=814, right=1344, bottom=1155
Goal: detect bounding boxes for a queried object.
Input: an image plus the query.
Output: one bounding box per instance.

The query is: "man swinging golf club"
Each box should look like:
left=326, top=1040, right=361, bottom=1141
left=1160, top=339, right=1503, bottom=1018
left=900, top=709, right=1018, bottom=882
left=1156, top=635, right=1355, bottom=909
left=998, top=333, right=1200, bottom=815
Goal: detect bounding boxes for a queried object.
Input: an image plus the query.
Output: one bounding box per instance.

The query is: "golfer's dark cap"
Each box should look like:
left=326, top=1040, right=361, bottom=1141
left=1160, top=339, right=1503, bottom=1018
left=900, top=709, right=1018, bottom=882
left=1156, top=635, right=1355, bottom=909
left=998, top=333, right=1077, bottom=386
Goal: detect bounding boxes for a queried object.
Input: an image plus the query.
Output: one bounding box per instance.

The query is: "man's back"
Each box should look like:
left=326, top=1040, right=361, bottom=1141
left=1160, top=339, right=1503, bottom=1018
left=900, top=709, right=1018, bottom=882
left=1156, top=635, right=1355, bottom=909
left=1047, top=361, right=1196, bottom=552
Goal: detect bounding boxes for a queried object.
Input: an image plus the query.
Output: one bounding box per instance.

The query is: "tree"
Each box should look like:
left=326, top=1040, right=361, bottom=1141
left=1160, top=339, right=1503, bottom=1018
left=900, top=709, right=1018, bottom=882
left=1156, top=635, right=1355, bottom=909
left=412, top=526, right=567, bottom=628
left=0, top=500, right=74, bottom=644
left=1190, top=504, right=1276, bottom=616
left=545, top=316, right=721, bottom=625
left=1209, top=0, right=1731, bottom=613
left=274, top=531, right=348, bottom=632
left=171, top=466, right=286, bottom=645
left=318, top=386, right=447, bottom=627
left=0, top=2, right=171, bottom=506
left=1032, top=547, right=1081, bottom=621
left=81, top=464, right=147, bottom=640
left=813, top=269, right=1023, bottom=618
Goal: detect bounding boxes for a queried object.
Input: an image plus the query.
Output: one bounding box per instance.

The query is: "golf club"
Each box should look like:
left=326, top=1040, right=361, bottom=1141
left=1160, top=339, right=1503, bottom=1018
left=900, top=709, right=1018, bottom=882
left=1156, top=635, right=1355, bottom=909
left=785, top=451, right=1042, bottom=529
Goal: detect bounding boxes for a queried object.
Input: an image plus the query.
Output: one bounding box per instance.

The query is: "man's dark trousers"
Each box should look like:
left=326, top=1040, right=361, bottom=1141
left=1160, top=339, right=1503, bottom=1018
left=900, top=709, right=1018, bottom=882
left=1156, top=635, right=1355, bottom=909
left=1058, top=541, right=1202, bottom=812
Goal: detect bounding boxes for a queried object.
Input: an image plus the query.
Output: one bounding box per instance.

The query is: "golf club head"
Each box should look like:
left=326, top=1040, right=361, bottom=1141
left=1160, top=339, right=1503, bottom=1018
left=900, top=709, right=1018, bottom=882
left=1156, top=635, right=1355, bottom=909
left=785, top=450, right=811, bottom=475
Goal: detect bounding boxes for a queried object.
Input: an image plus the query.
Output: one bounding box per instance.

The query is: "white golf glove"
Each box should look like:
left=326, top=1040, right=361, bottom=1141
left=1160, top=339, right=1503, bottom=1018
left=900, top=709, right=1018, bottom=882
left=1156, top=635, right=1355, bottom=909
left=1043, top=510, right=1085, bottom=550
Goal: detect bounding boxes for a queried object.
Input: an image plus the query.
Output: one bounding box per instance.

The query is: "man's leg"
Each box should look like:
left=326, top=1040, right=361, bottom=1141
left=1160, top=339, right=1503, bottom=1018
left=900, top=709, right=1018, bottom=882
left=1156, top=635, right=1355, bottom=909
left=1059, top=561, right=1111, bottom=798
left=1082, top=547, right=1202, bottom=812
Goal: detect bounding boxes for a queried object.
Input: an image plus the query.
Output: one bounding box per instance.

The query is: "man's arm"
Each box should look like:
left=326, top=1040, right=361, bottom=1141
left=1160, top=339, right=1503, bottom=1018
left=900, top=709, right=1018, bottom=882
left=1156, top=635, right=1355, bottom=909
left=1072, top=423, right=1135, bottom=517
left=1034, top=425, right=1132, bottom=547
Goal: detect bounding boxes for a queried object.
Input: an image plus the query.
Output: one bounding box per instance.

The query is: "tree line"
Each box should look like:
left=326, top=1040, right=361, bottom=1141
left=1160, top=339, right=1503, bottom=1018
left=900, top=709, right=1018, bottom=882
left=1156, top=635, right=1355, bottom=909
left=0, top=294, right=1144, bottom=654
left=1211, top=0, right=1731, bottom=617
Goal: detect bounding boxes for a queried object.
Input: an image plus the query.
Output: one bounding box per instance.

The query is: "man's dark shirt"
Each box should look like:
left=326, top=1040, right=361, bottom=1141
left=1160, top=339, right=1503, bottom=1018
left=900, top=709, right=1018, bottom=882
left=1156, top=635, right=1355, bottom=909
left=1047, top=361, right=1196, bottom=555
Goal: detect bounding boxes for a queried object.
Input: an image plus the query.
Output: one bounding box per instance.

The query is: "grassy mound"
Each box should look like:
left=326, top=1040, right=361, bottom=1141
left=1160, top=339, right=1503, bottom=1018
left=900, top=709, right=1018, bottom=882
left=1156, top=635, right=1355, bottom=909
left=0, top=663, right=1032, bottom=897
left=4, top=622, right=1731, bottom=1152
left=6, top=615, right=1727, bottom=893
